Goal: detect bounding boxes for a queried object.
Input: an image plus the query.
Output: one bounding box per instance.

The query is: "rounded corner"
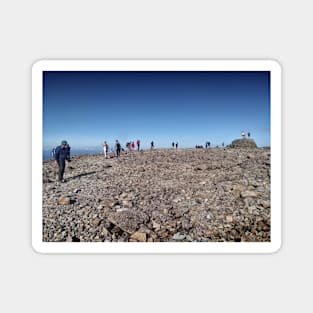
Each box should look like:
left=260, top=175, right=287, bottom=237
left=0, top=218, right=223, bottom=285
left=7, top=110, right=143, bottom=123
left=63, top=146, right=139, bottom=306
left=268, top=240, right=282, bottom=254
left=267, top=59, right=282, bottom=73
left=31, top=241, right=45, bottom=254
left=31, top=59, right=46, bottom=72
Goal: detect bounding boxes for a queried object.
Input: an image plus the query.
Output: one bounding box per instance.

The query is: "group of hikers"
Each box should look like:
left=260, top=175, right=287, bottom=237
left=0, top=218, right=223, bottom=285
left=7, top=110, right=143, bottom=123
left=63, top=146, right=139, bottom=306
left=102, top=139, right=141, bottom=159
left=125, top=139, right=141, bottom=152
left=172, top=142, right=179, bottom=149
left=51, top=139, right=148, bottom=182
left=51, top=139, right=209, bottom=183
left=196, top=141, right=224, bottom=149
left=52, top=131, right=252, bottom=183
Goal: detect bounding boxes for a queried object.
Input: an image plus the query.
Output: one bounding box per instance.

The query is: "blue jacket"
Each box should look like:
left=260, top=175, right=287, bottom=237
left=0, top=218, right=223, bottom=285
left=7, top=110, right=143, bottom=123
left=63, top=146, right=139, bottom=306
left=54, top=145, right=71, bottom=161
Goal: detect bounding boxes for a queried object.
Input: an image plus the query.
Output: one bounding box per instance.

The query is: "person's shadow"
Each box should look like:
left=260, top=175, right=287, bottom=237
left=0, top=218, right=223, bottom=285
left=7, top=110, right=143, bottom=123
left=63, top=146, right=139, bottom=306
left=67, top=171, right=97, bottom=181
left=67, top=164, right=112, bottom=181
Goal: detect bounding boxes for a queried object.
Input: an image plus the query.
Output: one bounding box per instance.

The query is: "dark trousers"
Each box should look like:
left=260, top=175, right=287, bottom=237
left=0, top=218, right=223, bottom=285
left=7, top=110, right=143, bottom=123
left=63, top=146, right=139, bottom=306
left=57, top=159, right=66, bottom=181
left=116, top=148, right=121, bottom=157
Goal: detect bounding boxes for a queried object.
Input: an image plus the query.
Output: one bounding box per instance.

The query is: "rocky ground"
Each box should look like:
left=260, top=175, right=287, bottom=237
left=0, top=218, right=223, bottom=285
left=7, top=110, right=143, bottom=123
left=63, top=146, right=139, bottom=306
left=42, top=147, right=271, bottom=242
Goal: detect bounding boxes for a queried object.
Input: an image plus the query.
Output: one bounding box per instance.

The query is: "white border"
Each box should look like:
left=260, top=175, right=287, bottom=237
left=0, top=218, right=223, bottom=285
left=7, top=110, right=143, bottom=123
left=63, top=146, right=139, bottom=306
left=32, top=60, right=281, bottom=254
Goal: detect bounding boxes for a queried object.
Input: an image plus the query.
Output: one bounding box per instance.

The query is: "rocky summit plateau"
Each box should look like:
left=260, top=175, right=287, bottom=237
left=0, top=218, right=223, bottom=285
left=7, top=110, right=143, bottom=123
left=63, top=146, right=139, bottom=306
left=42, top=146, right=271, bottom=242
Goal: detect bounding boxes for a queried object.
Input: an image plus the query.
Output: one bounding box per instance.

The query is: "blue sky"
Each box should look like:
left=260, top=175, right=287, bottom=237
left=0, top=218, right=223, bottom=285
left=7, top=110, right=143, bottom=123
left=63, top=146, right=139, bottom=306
left=43, top=71, right=270, bottom=150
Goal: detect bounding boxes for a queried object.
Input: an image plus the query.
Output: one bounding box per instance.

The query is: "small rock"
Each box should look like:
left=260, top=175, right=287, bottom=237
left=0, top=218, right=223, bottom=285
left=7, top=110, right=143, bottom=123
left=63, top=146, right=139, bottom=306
left=152, top=221, right=161, bottom=230
left=195, top=165, right=206, bottom=171
left=43, top=176, right=52, bottom=183
left=195, top=198, right=202, bottom=204
left=92, top=218, right=101, bottom=226
left=241, top=190, right=259, bottom=198
left=116, top=208, right=129, bottom=213
left=173, top=233, right=185, bottom=241
left=232, top=185, right=246, bottom=198
left=72, top=236, right=80, bottom=242
left=58, top=196, right=71, bottom=205
left=130, top=232, right=147, bottom=242
left=226, top=215, right=233, bottom=223
left=102, top=227, right=109, bottom=237
left=261, top=200, right=270, bottom=209
left=248, top=206, right=256, bottom=214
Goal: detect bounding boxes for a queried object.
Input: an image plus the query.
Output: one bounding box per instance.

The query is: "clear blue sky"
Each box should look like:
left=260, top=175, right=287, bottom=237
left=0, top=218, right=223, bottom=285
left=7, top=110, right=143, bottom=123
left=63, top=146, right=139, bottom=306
left=43, top=71, right=270, bottom=150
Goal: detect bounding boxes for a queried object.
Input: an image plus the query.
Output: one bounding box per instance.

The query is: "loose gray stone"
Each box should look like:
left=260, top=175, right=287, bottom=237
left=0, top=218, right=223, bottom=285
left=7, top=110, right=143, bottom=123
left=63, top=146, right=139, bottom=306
left=43, top=147, right=270, bottom=242
left=173, top=233, right=186, bottom=241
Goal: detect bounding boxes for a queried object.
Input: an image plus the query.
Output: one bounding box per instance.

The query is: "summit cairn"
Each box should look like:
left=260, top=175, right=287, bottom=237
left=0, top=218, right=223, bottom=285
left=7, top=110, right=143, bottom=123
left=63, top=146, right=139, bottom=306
left=229, top=131, right=257, bottom=148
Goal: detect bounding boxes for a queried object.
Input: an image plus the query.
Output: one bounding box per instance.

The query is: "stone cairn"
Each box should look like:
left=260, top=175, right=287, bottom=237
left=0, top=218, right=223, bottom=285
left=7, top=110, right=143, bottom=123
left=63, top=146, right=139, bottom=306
left=229, top=138, right=257, bottom=149
left=229, top=132, right=257, bottom=148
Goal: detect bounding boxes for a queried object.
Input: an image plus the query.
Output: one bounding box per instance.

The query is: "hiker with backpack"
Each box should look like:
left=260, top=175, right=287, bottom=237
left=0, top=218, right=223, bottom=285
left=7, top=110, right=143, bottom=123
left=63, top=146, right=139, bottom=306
left=54, top=140, right=71, bottom=183
left=136, top=139, right=140, bottom=151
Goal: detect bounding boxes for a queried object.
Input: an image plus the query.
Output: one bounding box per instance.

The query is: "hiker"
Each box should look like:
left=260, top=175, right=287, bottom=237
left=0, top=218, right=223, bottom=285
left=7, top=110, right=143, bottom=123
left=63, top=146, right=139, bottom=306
left=172, top=142, right=175, bottom=148
left=103, top=141, right=109, bottom=158
left=115, top=140, right=121, bottom=157
left=131, top=141, right=135, bottom=150
left=248, top=132, right=251, bottom=138
left=241, top=131, right=246, bottom=138
left=151, top=141, right=154, bottom=149
left=176, top=142, right=178, bottom=149
left=222, top=142, right=224, bottom=147
left=54, top=140, right=71, bottom=182
left=51, top=147, right=56, bottom=157
left=136, top=139, right=140, bottom=151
